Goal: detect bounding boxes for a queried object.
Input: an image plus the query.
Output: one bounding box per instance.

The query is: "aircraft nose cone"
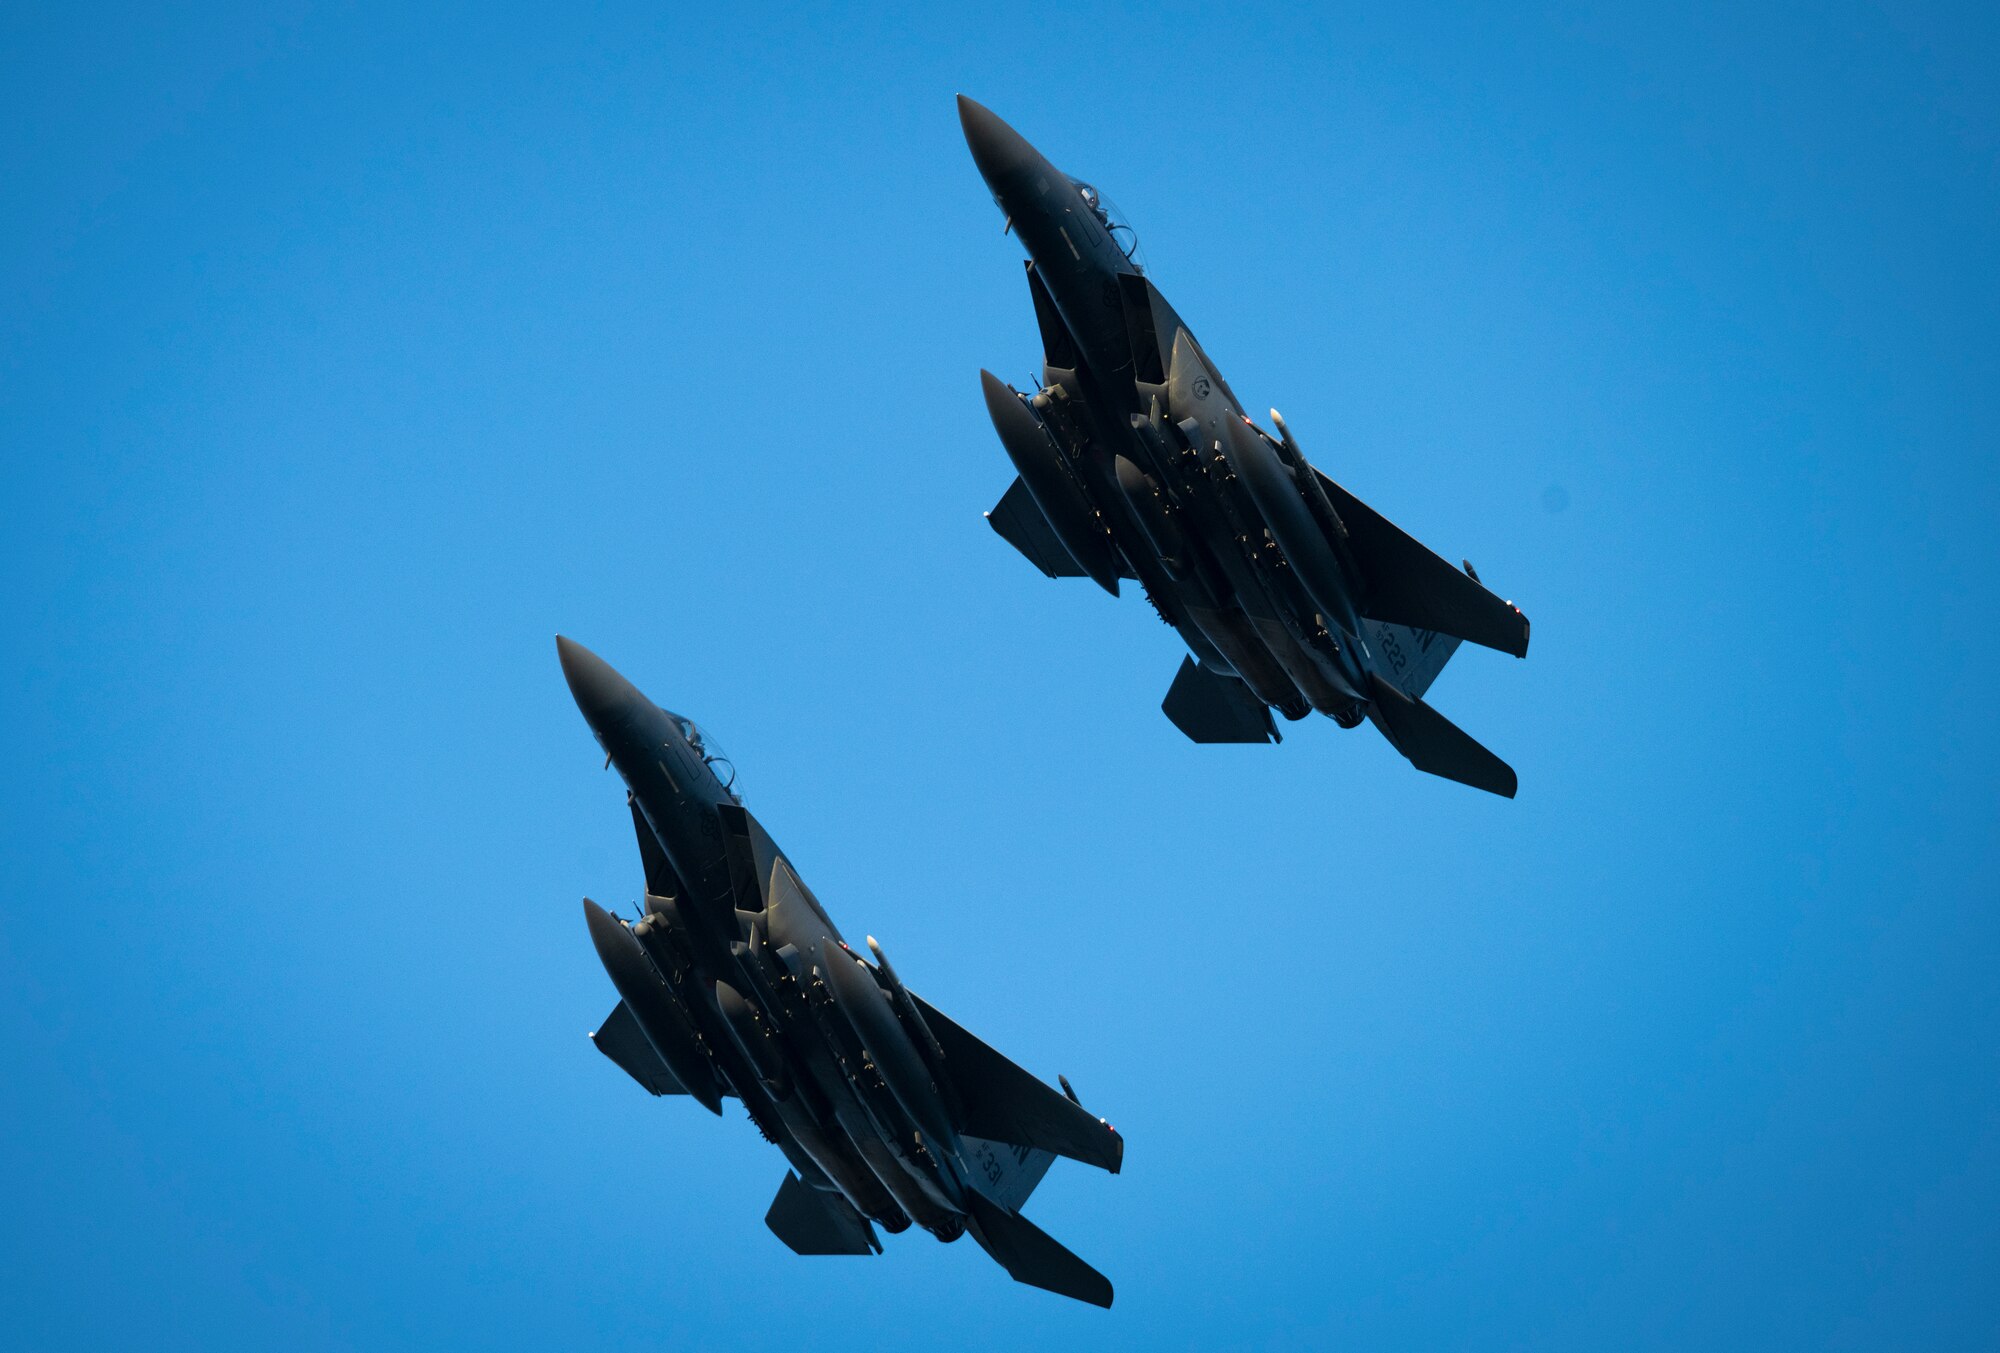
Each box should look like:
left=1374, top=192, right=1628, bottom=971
left=956, top=94, right=1040, bottom=193
left=556, top=635, right=640, bottom=737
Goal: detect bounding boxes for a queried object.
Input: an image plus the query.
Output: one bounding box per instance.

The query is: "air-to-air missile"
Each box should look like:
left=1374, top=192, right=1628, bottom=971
left=556, top=636, right=1124, bottom=1306
left=958, top=96, right=1532, bottom=797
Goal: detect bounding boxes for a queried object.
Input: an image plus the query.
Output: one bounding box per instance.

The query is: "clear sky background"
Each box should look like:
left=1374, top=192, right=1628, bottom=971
left=4, top=3, right=1996, bottom=1349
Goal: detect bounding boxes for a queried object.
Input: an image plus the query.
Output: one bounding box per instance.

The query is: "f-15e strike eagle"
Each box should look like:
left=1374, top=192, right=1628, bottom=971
left=558, top=637, right=1123, bottom=1306
left=959, top=96, right=1531, bottom=796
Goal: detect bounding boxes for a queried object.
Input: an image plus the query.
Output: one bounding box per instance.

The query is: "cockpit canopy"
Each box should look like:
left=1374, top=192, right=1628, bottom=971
left=666, top=710, right=740, bottom=799
left=1071, top=178, right=1143, bottom=270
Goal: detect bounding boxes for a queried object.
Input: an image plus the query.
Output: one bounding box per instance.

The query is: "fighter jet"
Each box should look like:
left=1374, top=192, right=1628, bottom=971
left=556, top=636, right=1124, bottom=1306
left=958, top=96, right=1532, bottom=797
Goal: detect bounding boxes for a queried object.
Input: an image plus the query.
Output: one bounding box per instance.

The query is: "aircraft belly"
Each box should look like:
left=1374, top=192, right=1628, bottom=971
left=1183, top=604, right=1302, bottom=714
left=1245, top=613, right=1358, bottom=714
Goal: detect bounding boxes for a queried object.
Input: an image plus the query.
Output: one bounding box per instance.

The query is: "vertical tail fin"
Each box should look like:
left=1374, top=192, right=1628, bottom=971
left=960, top=1136, right=1056, bottom=1212
left=1361, top=621, right=1460, bottom=700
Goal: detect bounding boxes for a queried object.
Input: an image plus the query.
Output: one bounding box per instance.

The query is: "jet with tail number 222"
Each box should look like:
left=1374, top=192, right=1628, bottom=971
left=557, top=637, right=1123, bottom=1306
left=959, top=96, right=1531, bottom=796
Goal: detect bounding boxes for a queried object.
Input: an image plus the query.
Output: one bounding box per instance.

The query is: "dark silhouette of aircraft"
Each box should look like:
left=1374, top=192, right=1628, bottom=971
left=961, top=96, right=1530, bottom=796
left=559, top=637, right=1123, bottom=1305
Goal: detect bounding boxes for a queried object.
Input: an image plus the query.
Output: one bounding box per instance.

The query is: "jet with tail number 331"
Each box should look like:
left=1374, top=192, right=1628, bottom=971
left=960, top=96, right=1531, bottom=796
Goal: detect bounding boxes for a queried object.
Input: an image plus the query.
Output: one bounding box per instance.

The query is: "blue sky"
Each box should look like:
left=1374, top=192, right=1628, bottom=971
left=3, top=3, right=1996, bottom=1349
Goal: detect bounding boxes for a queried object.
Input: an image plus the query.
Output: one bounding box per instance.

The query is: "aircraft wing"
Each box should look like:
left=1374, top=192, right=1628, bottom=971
left=765, top=1171, right=880, bottom=1256
left=908, top=991, right=1123, bottom=1174
left=1161, top=655, right=1281, bottom=743
left=988, top=476, right=1088, bottom=579
left=589, top=1000, right=686, bottom=1097
left=1316, top=469, right=1530, bottom=658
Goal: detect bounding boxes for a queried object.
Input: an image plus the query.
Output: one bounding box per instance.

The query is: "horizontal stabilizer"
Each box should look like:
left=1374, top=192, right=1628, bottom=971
left=1162, top=655, right=1280, bottom=744
left=1317, top=470, right=1530, bottom=658
left=765, top=1171, right=880, bottom=1256
left=1366, top=672, right=1518, bottom=798
left=909, top=992, right=1124, bottom=1174
left=589, top=1001, right=685, bottom=1097
left=988, top=477, right=1086, bottom=579
left=964, top=1188, right=1113, bottom=1307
